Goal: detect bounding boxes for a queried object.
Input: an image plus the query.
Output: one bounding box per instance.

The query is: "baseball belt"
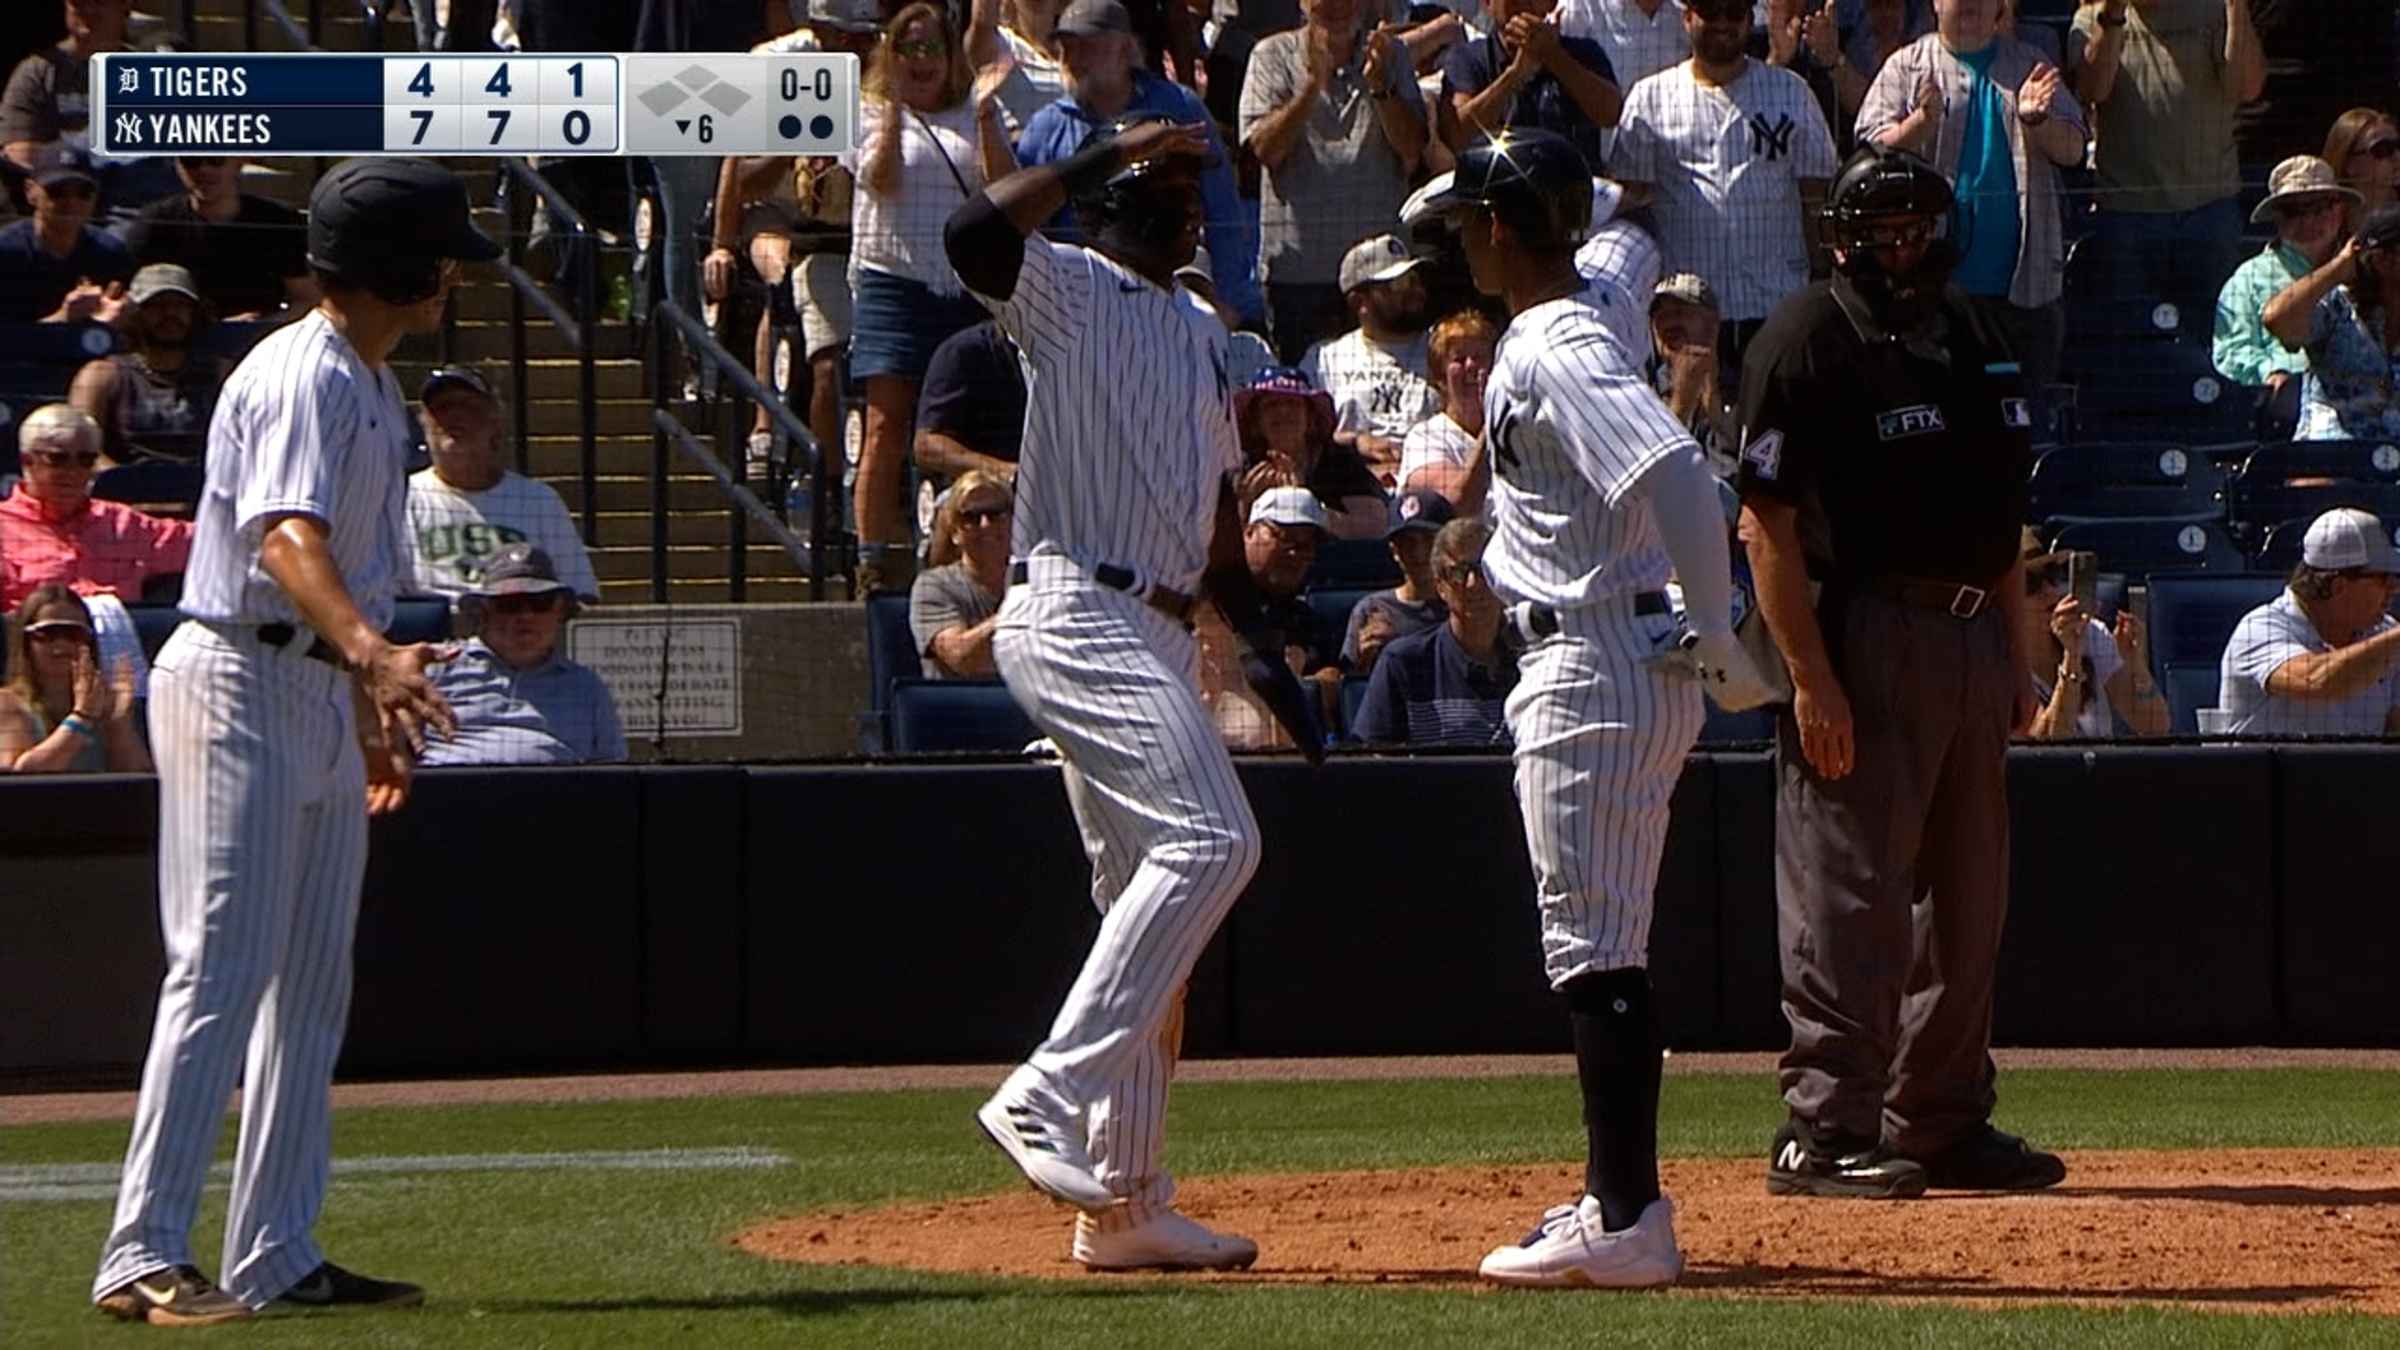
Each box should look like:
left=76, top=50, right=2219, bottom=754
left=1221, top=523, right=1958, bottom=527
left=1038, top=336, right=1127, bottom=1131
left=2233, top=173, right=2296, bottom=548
left=255, top=623, right=345, bottom=667
left=1509, top=592, right=1672, bottom=643
left=1009, top=559, right=1196, bottom=624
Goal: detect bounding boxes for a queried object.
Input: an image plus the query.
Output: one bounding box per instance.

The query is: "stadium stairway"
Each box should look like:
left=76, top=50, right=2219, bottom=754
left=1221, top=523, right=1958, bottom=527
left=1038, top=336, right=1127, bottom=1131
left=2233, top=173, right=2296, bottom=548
left=174, top=0, right=812, bottom=602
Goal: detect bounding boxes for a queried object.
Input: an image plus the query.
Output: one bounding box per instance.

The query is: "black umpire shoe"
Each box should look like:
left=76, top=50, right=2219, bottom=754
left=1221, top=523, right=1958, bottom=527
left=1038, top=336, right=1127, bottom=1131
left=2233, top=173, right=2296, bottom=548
left=96, top=1265, right=252, bottom=1326
left=1913, top=1125, right=2069, bottom=1191
left=272, top=1261, right=426, bottom=1311
left=1766, top=1120, right=1929, bottom=1199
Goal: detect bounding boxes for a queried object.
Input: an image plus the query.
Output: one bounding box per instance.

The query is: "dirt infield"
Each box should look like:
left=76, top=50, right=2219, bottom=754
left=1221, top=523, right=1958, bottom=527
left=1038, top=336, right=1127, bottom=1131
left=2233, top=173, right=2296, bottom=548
left=738, top=1149, right=2400, bottom=1315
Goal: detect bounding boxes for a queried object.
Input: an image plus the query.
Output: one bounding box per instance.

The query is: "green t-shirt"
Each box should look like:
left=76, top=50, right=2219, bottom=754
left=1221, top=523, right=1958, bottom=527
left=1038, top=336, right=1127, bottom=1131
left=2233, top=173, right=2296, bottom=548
left=2069, top=0, right=2241, bottom=213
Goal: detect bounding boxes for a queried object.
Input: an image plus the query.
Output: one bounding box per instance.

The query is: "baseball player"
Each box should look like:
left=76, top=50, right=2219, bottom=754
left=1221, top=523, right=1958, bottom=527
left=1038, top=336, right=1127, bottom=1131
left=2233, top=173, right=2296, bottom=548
left=1400, top=128, right=1772, bottom=1288
left=944, top=112, right=1320, bottom=1271
left=90, top=158, right=493, bottom=1327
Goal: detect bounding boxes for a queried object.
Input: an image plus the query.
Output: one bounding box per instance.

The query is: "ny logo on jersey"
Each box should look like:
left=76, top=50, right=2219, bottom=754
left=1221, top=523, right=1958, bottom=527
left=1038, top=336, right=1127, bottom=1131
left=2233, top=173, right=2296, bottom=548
left=1490, top=406, right=1524, bottom=480
left=1748, top=112, right=1797, bottom=162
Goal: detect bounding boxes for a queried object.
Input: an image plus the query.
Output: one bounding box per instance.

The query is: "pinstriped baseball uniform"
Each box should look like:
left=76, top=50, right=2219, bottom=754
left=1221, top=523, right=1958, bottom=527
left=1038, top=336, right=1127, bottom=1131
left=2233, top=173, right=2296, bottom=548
left=1575, top=183, right=1664, bottom=363
left=94, top=310, right=410, bottom=1310
left=973, top=236, right=1261, bottom=1227
left=1484, top=280, right=1706, bottom=986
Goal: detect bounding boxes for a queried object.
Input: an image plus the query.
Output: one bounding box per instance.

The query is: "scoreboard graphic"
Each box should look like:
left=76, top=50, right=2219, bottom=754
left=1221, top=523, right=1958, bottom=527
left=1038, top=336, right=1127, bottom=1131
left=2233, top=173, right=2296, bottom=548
left=92, top=53, right=861, bottom=157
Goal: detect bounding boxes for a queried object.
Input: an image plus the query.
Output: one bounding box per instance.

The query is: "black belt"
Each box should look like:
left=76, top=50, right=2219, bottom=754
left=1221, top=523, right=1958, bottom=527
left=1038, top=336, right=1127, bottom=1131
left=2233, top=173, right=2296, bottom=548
left=255, top=623, right=344, bottom=666
left=1010, top=560, right=1196, bottom=624
left=1849, top=575, right=1995, bottom=619
left=1516, top=592, right=1671, bottom=640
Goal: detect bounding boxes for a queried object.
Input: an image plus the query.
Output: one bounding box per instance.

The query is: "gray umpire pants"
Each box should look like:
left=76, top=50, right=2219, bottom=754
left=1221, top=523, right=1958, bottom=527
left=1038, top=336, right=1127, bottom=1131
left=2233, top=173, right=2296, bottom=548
left=1774, top=590, right=2014, bottom=1156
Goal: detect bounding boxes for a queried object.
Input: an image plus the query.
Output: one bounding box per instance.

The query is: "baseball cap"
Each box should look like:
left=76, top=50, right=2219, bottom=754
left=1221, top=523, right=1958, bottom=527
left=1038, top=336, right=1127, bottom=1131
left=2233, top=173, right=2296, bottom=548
left=419, top=363, right=498, bottom=404
left=475, top=542, right=571, bottom=596
left=2250, top=155, right=2360, bottom=225
left=1652, top=272, right=1718, bottom=312
left=308, top=157, right=503, bottom=275
left=803, top=0, right=883, bottom=32
left=1386, top=488, right=1456, bottom=540
left=31, top=147, right=97, bottom=192
left=2358, top=203, right=2400, bottom=254
left=1249, top=486, right=1330, bottom=534
left=129, top=264, right=201, bottom=305
left=2301, top=508, right=2400, bottom=573
left=1338, top=234, right=1423, bottom=294
left=1056, top=0, right=1132, bottom=36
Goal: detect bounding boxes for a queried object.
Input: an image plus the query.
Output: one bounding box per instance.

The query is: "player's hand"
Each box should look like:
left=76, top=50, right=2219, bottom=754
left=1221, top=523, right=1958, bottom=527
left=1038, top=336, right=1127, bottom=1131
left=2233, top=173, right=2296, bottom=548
left=2017, top=62, right=2060, bottom=126
left=363, top=735, right=414, bottom=817
left=357, top=640, right=460, bottom=756
left=2048, top=595, right=2088, bottom=653
left=702, top=246, right=737, bottom=303
left=1793, top=675, right=1854, bottom=780
left=1241, top=646, right=1325, bottom=766
left=1111, top=117, right=1213, bottom=172
left=1805, top=6, right=1841, bottom=66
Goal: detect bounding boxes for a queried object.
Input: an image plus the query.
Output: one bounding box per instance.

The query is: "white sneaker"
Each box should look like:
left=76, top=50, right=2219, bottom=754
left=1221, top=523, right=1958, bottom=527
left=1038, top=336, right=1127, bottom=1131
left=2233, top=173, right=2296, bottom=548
left=1073, top=1210, right=1259, bottom=1272
left=974, top=1065, right=1115, bottom=1211
left=1477, top=1194, right=1682, bottom=1289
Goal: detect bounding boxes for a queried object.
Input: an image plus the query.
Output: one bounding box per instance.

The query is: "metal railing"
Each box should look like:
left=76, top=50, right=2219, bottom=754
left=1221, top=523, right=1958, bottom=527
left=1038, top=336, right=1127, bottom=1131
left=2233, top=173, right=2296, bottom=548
left=494, top=158, right=601, bottom=545
left=647, top=302, right=826, bottom=603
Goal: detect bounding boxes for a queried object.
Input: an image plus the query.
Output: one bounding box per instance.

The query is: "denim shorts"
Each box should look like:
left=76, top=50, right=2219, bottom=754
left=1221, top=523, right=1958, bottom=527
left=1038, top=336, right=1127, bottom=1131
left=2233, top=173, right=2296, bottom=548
left=849, top=267, right=987, bottom=382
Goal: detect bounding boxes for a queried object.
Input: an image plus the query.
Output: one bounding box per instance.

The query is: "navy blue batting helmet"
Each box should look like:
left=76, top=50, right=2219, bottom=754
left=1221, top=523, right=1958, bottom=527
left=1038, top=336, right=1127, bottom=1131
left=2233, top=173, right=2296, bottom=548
left=1399, top=128, right=1594, bottom=250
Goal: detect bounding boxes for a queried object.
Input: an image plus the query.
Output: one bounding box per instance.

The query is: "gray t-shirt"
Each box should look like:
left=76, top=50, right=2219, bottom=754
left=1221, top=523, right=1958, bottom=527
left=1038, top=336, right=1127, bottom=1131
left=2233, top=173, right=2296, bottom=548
left=1238, top=28, right=1428, bottom=288
left=909, top=561, right=1001, bottom=678
left=1341, top=587, right=1446, bottom=670
left=2219, top=590, right=2400, bottom=737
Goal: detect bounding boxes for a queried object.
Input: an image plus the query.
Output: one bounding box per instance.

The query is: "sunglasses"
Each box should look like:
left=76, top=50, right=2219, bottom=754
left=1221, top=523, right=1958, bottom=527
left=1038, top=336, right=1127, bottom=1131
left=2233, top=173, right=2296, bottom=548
left=24, top=449, right=99, bottom=468
left=2276, top=197, right=2343, bottom=222
left=25, top=622, right=90, bottom=642
left=1437, top=560, right=1487, bottom=584
left=958, top=506, right=1012, bottom=525
left=2364, top=140, right=2400, bottom=161
left=487, top=592, right=563, bottom=614
left=893, top=37, right=945, bottom=58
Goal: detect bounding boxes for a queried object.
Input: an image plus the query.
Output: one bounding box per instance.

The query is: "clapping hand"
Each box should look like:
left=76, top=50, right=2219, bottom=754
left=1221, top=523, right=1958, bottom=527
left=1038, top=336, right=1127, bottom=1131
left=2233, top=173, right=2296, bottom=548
left=1361, top=22, right=1405, bottom=96
left=2017, top=62, right=2060, bottom=126
left=1805, top=6, right=1841, bottom=66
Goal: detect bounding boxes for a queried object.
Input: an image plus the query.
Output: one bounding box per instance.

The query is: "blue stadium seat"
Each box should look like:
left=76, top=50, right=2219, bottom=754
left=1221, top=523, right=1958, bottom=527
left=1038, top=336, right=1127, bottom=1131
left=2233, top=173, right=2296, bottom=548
left=388, top=595, right=452, bottom=644
left=1302, top=587, right=1374, bottom=664
left=2236, top=438, right=2400, bottom=489
left=2143, top=573, right=2285, bottom=677
left=2224, top=481, right=2400, bottom=551
left=90, top=461, right=204, bottom=513
left=1698, top=704, right=1776, bottom=744
left=2065, top=343, right=2253, bottom=443
left=2026, top=442, right=2223, bottom=524
left=128, top=605, right=185, bottom=660
left=861, top=591, right=921, bottom=752
left=1305, top=538, right=1400, bottom=590
left=2047, top=515, right=2245, bottom=576
left=886, top=678, right=1037, bottom=754
left=1338, top=671, right=1370, bottom=740
left=2161, top=663, right=2220, bottom=736
left=2253, top=519, right=2310, bottom=572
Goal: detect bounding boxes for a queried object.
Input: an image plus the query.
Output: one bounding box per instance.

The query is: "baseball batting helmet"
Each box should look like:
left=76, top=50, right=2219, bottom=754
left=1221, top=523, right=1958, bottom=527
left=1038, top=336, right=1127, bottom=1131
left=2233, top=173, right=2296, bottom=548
left=1074, top=112, right=1218, bottom=247
left=1821, top=144, right=1954, bottom=253
left=307, top=157, right=501, bottom=306
left=1398, top=128, right=1594, bottom=249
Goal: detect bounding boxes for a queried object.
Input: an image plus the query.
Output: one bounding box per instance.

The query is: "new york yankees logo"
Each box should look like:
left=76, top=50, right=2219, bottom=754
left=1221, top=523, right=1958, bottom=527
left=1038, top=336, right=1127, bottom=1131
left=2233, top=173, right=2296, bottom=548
left=1369, top=382, right=1407, bottom=418
left=1490, top=404, right=1523, bottom=480
left=1748, top=112, right=1796, bottom=161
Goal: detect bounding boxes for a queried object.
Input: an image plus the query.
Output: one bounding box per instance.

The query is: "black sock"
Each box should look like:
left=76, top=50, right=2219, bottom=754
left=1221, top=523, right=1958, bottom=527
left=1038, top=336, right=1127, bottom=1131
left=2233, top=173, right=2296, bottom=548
left=1563, top=967, right=1663, bottom=1233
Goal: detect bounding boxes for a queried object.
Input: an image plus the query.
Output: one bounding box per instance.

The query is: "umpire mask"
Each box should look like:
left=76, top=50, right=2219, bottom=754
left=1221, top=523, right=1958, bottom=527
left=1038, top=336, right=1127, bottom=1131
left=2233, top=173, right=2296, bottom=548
left=1824, top=145, right=1959, bottom=333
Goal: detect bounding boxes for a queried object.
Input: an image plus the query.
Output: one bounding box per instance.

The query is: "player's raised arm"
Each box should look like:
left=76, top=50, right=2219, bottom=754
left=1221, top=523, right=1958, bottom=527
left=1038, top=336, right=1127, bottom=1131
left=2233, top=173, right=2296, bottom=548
left=943, top=118, right=1211, bottom=298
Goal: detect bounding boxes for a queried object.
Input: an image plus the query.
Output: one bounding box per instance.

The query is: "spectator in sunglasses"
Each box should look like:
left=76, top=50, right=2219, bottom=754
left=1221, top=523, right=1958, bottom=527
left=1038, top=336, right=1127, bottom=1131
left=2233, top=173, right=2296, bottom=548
left=420, top=543, right=625, bottom=766
left=2322, top=107, right=2400, bottom=225
left=2212, top=155, right=2357, bottom=438
left=909, top=468, right=1014, bottom=678
left=0, top=149, right=132, bottom=323
left=0, top=403, right=191, bottom=611
left=0, top=583, right=149, bottom=773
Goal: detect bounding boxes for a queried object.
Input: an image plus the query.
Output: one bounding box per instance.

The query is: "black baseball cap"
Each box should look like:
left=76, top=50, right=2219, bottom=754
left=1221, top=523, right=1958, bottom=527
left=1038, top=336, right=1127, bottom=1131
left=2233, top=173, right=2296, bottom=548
left=32, top=147, right=97, bottom=191
left=475, top=542, right=570, bottom=596
left=1386, top=488, right=1457, bottom=540
left=307, top=157, right=501, bottom=275
left=419, top=364, right=498, bottom=404
left=2360, top=203, right=2400, bottom=253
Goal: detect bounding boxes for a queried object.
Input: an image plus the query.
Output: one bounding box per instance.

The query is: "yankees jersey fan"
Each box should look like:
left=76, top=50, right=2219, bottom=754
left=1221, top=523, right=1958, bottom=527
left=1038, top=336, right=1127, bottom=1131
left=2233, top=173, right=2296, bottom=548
left=973, top=236, right=1240, bottom=594
left=1302, top=328, right=1441, bottom=442
left=180, top=309, right=410, bottom=630
left=1481, top=280, right=1695, bottom=610
left=1611, top=59, right=1836, bottom=323
left=1573, top=177, right=1663, bottom=361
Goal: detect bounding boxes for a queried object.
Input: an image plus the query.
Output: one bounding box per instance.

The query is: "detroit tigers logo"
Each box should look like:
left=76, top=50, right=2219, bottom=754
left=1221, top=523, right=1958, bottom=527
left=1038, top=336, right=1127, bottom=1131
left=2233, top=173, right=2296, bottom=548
left=1748, top=112, right=1797, bottom=162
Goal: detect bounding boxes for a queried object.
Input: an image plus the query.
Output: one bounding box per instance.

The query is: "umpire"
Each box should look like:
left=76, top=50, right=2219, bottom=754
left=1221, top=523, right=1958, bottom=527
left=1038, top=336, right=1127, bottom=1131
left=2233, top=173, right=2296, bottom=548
left=1735, top=146, right=2065, bottom=1199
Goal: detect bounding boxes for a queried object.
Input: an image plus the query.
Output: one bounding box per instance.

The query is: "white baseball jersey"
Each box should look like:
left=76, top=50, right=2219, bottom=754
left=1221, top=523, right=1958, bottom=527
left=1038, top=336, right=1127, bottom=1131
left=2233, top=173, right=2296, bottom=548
left=180, top=309, right=411, bottom=631
left=1302, top=328, right=1441, bottom=444
left=981, top=237, right=1239, bottom=594
left=1482, top=281, right=1692, bottom=611
left=405, top=468, right=601, bottom=603
left=1611, top=59, right=1837, bottom=322
left=1575, top=183, right=1663, bottom=362
left=1558, top=0, right=1693, bottom=89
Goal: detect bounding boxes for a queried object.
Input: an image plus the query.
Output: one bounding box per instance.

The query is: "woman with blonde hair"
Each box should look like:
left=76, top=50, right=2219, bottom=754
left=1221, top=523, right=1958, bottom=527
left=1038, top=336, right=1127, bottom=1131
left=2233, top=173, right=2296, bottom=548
left=0, top=584, right=150, bottom=773
left=908, top=469, right=1014, bottom=678
left=851, top=1, right=1016, bottom=594
left=2323, top=107, right=2400, bottom=224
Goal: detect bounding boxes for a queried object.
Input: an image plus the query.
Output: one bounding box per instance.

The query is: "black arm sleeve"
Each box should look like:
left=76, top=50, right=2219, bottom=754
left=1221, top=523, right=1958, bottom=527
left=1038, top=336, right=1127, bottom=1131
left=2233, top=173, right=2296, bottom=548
left=945, top=193, right=1025, bottom=301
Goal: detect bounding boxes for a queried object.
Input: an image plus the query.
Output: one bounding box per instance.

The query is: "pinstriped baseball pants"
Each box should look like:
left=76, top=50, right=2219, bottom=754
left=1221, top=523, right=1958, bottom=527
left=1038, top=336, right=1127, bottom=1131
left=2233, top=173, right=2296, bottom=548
left=995, top=565, right=1262, bottom=1224
left=93, top=623, right=368, bottom=1311
left=1503, top=602, right=1705, bottom=989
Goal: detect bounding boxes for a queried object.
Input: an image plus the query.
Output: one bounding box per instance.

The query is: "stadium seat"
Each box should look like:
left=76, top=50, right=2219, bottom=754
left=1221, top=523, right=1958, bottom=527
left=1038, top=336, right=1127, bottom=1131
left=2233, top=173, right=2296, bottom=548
left=2047, top=515, right=2245, bottom=576
left=2253, top=519, right=2310, bottom=572
left=389, top=595, right=452, bottom=645
left=90, top=461, right=205, bottom=514
left=1301, top=587, right=1374, bottom=664
left=1339, top=671, right=1369, bottom=740
left=1698, top=704, right=1776, bottom=745
left=885, top=678, right=1038, bottom=754
left=2161, top=663, right=2220, bottom=736
left=129, top=605, right=185, bottom=660
left=1304, top=538, right=1401, bottom=590
left=2026, top=442, right=2223, bottom=524
left=2064, top=343, right=2253, bottom=443
left=861, top=591, right=922, bottom=752
left=2142, top=573, right=2285, bottom=677
left=2223, top=481, right=2400, bottom=551
left=2235, top=438, right=2400, bottom=489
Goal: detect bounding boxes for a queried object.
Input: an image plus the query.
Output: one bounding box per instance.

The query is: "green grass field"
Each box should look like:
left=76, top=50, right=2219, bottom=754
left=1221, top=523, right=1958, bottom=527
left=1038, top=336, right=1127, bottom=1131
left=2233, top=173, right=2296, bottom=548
left=4, top=1068, right=2395, bottom=1347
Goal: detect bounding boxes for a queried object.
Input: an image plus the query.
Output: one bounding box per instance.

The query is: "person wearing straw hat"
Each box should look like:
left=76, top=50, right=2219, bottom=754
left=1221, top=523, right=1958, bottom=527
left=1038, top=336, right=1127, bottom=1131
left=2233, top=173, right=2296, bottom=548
left=2212, top=155, right=2359, bottom=438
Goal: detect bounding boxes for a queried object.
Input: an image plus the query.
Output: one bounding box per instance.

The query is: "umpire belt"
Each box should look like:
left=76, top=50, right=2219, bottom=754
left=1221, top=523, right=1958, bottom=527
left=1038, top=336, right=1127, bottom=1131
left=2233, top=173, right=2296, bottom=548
left=255, top=622, right=346, bottom=667
left=1010, top=558, right=1196, bottom=624
left=1507, top=592, right=1671, bottom=643
left=1849, top=575, right=1995, bottom=620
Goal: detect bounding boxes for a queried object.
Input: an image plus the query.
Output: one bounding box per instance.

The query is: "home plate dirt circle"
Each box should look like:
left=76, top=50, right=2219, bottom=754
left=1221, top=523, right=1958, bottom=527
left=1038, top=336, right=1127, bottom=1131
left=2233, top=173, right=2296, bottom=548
left=737, top=1150, right=2400, bottom=1314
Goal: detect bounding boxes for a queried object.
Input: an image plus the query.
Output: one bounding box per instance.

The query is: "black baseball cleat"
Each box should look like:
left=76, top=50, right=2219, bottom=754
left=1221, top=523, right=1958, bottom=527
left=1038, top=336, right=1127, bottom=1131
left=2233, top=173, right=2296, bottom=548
left=1913, top=1125, right=2068, bottom=1191
left=271, top=1261, right=425, bottom=1311
left=96, top=1265, right=252, bottom=1326
left=1766, top=1120, right=1930, bottom=1199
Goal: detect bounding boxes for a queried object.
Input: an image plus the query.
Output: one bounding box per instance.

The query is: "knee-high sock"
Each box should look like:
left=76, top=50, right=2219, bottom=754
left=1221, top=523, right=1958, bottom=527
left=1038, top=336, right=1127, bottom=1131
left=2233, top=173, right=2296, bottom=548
left=1564, top=967, right=1663, bottom=1233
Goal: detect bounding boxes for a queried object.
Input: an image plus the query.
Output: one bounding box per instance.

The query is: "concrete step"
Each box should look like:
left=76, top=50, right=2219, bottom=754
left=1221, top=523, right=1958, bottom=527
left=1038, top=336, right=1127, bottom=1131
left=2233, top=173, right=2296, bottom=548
left=596, top=576, right=824, bottom=605
left=569, top=474, right=744, bottom=512
left=519, top=432, right=759, bottom=478
left=393, top=356, right=645, bottom=400
left=586, top=509, right=794, bottom=547
left=442, top=320, right=618, bottom=362
left=590, top=543, right=809, bottom=582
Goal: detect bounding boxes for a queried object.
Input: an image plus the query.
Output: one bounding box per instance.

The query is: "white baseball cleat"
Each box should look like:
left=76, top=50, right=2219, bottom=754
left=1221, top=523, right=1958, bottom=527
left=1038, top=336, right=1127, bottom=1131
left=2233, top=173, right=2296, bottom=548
left=974, top=1066, right=1115, bottom=1211
left=1477, top=1194, right=1683, bottom=1289
left=1073, top=1209, right=1260, bottom=1272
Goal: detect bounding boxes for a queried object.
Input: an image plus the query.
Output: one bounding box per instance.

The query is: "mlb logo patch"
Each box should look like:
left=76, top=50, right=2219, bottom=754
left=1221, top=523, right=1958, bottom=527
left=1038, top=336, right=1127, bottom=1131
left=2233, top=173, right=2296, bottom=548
left=2001, top=398, right=2033, bottom=429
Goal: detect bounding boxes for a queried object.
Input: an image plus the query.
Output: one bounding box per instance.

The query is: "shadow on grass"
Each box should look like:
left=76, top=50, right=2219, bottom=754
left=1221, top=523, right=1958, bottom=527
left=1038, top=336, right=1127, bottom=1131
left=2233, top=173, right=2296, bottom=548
left=2045, top=1184, right=2400, bottom=1207
left=1684, top=1262, right=2362, bottom=1307
left=482, top=1281, right=1196, bottom=1319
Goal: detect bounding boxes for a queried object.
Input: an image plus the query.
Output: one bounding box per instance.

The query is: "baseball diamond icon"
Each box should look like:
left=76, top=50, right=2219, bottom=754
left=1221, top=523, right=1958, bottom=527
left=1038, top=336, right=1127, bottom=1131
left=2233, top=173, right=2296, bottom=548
left=638, top=64, right=750, bottom=119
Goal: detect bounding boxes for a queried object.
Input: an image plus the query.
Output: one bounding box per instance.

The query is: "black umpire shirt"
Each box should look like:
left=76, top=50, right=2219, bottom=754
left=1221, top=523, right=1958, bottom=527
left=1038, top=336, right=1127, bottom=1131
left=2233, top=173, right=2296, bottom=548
left=1733, top=276, right=2033, bottom=587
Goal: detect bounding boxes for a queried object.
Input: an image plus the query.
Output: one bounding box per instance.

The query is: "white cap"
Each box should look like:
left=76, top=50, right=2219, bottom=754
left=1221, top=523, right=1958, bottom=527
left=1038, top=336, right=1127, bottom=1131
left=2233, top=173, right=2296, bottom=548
left=1338, top=233, right=1422, bottom=294
left=2301, top=508, right=2400, bottom=573
left=1248, top=485, right=1330, bottom=533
